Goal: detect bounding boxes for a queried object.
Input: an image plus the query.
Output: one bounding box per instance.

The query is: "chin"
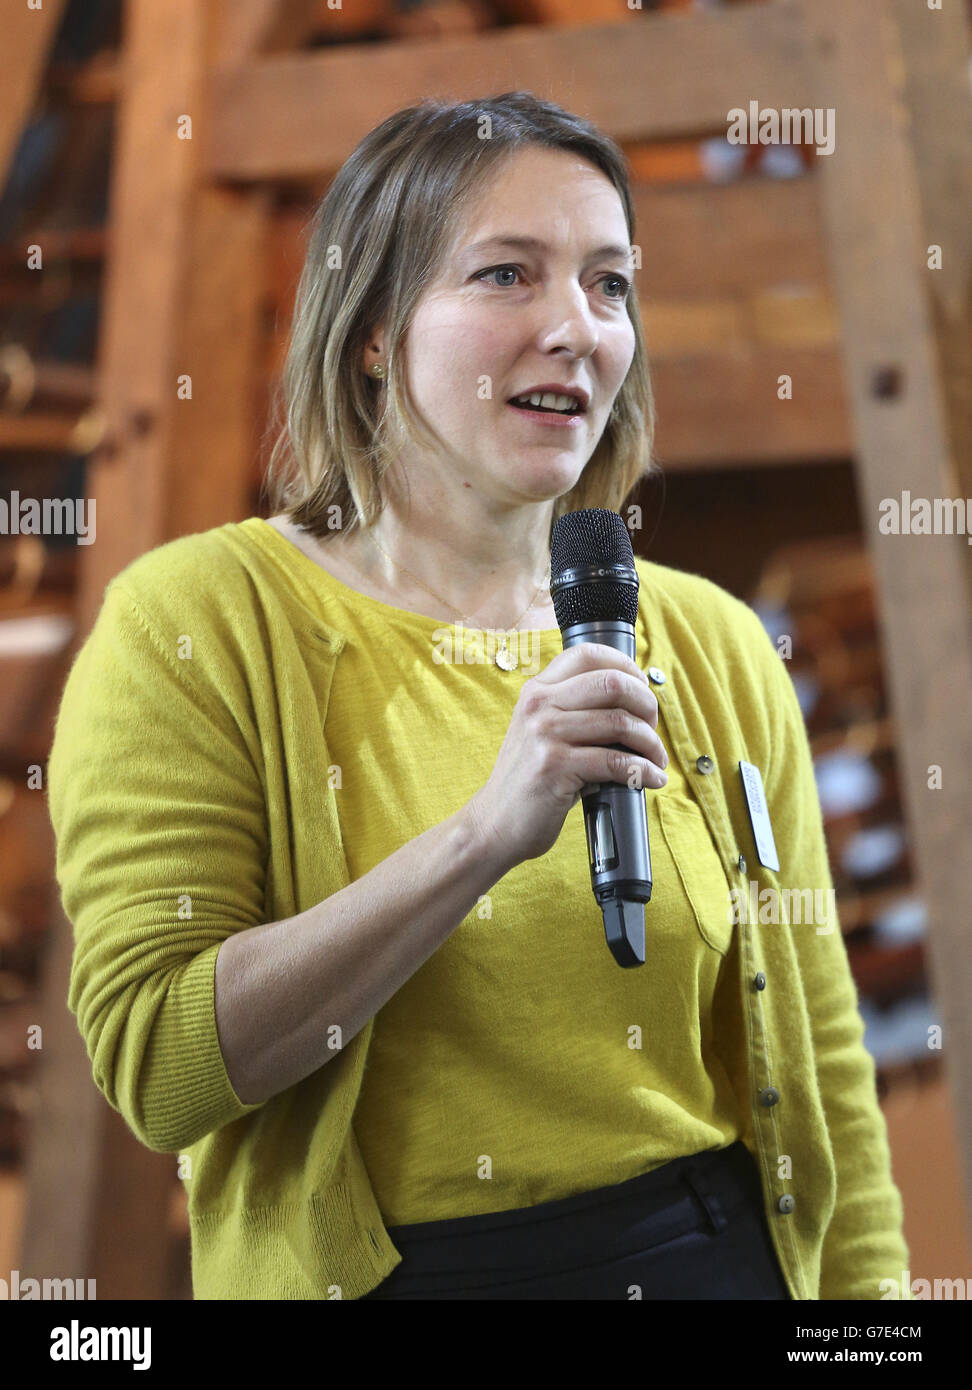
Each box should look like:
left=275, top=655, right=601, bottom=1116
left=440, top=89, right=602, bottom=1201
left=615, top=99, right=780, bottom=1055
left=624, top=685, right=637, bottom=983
left=516, top=460, right=588, bottom=498
left=504, top=478, right=578, bottom=505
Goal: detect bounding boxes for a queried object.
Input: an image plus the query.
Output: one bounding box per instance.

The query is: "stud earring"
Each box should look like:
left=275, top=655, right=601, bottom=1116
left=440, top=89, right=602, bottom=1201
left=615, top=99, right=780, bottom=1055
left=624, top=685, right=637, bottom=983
left=371, top=363, right=386, bottom=378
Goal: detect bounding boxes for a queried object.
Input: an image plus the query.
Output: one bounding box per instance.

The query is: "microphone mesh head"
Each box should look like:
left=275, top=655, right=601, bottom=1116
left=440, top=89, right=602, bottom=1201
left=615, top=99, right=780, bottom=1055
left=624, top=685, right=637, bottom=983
left=551, top=509, right=639, bottom=628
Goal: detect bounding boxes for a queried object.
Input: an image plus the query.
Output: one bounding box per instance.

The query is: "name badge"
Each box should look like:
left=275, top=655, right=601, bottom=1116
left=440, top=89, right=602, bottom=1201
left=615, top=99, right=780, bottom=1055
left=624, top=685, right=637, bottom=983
left=738, top=761, right=780, bottom=872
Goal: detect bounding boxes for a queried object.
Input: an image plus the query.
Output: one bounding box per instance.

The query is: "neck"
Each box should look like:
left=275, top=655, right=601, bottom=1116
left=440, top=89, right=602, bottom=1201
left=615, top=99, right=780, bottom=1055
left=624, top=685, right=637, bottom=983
left=359, top=487, right=555, bottom=631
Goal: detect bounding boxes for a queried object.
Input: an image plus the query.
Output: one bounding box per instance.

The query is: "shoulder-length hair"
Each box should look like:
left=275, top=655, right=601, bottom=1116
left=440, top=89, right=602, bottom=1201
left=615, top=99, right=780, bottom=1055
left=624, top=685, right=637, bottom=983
left=262, top=90, right=657, bottom=540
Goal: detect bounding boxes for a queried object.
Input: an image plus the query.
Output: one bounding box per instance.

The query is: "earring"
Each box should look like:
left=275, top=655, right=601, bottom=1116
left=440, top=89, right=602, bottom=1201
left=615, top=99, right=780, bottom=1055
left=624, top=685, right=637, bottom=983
left=371, top=363, right=386, bottom=378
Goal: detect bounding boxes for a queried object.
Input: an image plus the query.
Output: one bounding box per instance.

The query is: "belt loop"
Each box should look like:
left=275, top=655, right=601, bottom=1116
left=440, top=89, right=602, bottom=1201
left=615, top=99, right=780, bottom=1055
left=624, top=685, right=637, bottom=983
left=681, top=1159, right=730, bottom=1235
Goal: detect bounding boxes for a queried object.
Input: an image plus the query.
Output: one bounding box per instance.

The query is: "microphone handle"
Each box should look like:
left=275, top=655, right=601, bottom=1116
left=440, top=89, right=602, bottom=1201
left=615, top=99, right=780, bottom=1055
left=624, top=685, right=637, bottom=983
left=562, top=619, right=653, bottom=968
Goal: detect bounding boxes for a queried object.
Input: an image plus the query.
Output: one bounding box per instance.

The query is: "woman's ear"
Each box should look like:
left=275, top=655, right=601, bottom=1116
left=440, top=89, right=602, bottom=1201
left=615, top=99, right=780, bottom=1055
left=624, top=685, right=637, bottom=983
left=362, top=329, right=388, bottom=377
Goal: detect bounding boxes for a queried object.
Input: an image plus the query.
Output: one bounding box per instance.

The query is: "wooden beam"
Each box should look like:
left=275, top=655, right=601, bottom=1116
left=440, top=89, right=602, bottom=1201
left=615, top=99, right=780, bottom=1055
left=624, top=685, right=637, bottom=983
left=0, top=229, right=104, bottom=312
left=633, top=176, right=830, bottom=299
left=800, top=0, right=972, bottom=1240
left=387, top=0, right=496, bottom=42
left=70, top=1, right=209, bottom=623
left=66, top=0, right=263, bottom=625
left=45, top=1, right=397, bottom=106
left=215, top=0, right=324, bottom=68
left=0, top=354, right=95, bottom=413
left=162, top=182, right=272, bottom=538
left=205, top=2, right=811, bottom=181
left=651, top=345, right=851, bottom=467
left=645, top=288, right=838, bottom=355
left=0, top=413, right=100, bottom=455
left=888, top=0, right=972, bottom=508
left=503, top=0, right=637, bottom=26
left=0, top=0, right=68, bottom=191
left=0, top=225, right=106, bottom=268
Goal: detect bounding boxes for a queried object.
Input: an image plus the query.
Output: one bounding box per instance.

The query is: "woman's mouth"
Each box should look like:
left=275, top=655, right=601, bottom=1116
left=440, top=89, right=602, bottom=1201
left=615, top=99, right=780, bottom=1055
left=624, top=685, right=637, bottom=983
left=506, top=393, right=586, bottom=428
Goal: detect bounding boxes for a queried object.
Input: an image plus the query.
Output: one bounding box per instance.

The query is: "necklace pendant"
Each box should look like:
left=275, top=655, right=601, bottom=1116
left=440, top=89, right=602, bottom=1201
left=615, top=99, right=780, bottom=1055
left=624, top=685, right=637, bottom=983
left=495, top=641, right=518, bottom=671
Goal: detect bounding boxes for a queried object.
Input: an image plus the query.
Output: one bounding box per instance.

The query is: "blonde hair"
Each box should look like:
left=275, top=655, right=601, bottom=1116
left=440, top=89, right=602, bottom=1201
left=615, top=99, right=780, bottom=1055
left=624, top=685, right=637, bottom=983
left=261, top=91, right=658, bottom=541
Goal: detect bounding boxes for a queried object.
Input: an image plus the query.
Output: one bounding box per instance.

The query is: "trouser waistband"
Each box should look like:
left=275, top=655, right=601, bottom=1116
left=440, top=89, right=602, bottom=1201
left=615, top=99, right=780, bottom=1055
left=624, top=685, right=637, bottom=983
left=677, top=1141, right=763, bottom=1235
left=378, top=1141, right=763, bottom=1276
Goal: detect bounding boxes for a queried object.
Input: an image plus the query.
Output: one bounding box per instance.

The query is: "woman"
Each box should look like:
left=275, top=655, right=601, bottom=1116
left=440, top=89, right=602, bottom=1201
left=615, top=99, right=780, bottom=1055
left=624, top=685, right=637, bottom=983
left=47, top=92, right=910, bottom=1300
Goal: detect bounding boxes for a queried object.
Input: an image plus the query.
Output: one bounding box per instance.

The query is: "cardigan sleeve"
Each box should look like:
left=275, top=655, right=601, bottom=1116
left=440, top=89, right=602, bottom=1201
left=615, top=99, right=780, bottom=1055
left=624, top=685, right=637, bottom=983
left=745, top=605, right=912, bottom=1301
left=47, top=580, right=269, bottom=1153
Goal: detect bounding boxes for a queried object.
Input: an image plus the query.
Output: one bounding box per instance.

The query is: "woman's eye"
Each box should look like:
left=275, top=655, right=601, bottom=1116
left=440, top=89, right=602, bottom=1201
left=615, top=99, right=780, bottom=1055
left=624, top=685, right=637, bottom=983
left=601, top=273, right=631, bottom=300
left=476, top=265, right=521, bottom=288
left=475, top=265, right=631, bottom=299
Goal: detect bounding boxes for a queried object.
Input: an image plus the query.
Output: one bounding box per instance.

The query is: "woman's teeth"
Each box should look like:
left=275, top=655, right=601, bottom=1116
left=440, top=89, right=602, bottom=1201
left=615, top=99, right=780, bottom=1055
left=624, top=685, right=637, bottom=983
left=510, top=392, right=580, bottom=413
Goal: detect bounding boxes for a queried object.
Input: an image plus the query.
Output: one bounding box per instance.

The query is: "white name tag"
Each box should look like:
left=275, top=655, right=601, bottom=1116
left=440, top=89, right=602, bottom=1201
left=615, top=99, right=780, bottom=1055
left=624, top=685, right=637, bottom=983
left=738, top=761, right=780, bottom=872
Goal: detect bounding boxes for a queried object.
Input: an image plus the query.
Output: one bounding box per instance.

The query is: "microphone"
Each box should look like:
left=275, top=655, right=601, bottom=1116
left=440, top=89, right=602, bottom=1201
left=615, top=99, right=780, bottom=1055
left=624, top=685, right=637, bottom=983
left=551, top=508, right=652, bottom=968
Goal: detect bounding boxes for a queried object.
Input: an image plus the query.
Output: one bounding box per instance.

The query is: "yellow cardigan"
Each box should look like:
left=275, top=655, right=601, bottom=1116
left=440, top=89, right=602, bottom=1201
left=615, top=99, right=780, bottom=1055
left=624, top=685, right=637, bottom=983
left=46, top=518, right=910, bottom=1300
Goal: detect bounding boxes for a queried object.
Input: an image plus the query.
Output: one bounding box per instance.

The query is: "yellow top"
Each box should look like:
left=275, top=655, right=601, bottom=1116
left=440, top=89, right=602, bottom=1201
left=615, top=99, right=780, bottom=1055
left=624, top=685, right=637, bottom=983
left=46, top=516, right=911, bottom=1300
left=319, top=536, right=742, bottom=1224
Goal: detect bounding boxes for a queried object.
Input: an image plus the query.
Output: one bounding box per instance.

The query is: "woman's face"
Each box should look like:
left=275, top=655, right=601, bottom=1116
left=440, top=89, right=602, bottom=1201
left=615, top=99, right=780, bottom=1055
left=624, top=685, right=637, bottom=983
left=393, top=145, right=637, bottom=508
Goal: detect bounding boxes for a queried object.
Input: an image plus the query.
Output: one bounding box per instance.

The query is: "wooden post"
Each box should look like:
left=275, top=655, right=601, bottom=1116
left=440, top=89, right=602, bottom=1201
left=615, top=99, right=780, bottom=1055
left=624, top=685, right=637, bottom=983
left=800, top=0, right=972, bottom=1241
left=21, top=0, right=279, bottom=1299
left=888, top=0, right=972, bottom=517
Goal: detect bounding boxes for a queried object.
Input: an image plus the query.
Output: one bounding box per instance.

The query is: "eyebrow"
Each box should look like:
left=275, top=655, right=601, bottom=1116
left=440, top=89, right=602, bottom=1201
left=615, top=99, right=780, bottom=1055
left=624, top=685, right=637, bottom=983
left=462, top=235, right=633, bottom=264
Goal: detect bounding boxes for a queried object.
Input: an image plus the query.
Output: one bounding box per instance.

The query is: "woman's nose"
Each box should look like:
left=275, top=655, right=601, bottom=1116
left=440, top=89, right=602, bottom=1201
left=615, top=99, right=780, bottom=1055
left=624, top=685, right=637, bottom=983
left=535, top=281, right=600, bottom=359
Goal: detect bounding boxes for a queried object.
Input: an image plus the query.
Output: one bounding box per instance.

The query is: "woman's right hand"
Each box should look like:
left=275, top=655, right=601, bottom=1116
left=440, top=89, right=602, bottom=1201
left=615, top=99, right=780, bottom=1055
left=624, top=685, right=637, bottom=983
left=465, top=642, right=669, bottom=868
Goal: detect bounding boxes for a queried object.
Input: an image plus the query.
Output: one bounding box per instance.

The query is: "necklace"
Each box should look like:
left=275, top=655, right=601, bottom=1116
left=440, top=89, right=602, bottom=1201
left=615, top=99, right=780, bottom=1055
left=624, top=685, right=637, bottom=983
left=364, top=527, right=551, bottom=671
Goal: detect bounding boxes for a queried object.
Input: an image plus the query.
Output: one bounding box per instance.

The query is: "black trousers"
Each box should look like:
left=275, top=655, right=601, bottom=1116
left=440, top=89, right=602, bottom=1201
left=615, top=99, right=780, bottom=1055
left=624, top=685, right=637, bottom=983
left=359, top=1139, right=792, bottom=1300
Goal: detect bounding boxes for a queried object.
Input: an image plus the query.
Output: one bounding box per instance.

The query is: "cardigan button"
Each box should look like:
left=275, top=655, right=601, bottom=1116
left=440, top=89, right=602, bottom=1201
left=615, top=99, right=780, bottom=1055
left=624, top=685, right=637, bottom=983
left=777, top=1194, right=795, bottom=1214
left=648, top=666, right=666, bottom=684
left=696, top=755, right=714, bottom=774
left=759, top=1086, right=780, bottom=1107
left=753, top=972, right=766, bottom=991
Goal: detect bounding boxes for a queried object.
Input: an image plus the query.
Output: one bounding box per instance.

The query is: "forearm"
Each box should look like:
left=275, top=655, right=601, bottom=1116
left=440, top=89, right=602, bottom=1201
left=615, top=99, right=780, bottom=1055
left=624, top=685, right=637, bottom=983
left=214, top=799, right=515, bottom=1106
